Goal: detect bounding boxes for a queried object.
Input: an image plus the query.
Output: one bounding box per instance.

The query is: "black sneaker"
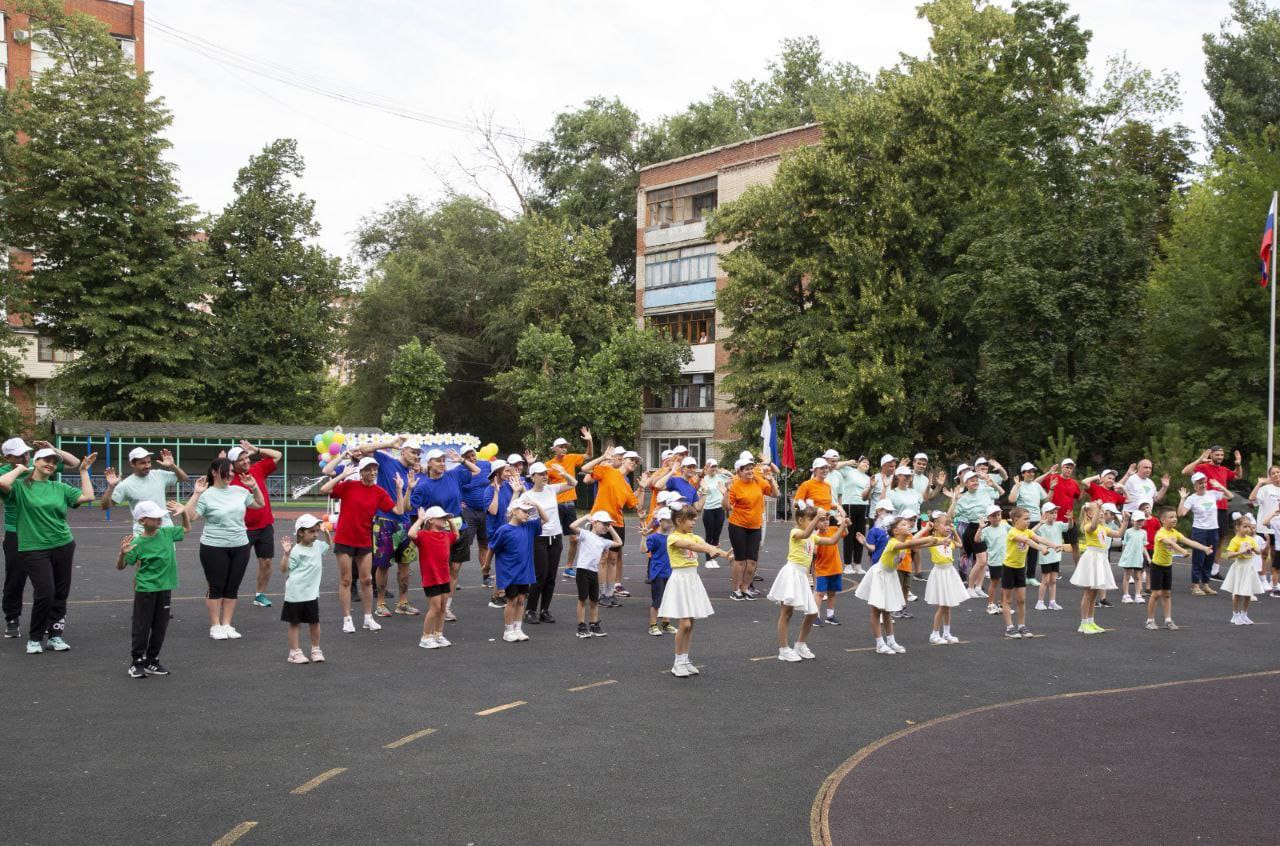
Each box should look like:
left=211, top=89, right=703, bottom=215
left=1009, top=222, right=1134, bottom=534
left=891, top=610, right=903, bottom=619
left=143, top=661, right=169, bottom=676
left=127, top=662, right=147, bottom=679
left=812, top=616, right=824, bottom=627
left=482, top=576, right=494, bottom=589
left=589, top=622, right=607, bottom=637
left=1097, top=598, right=1113, bottom=608
left=524, top=610, right=540, bottom=625
left=3, top=620, right=18, bottom=638
left=576, top=623, right=591, bottom=639
left=731, top=591, right=747, bottom=601
left=487, top=596, right=507, bottom=609
left=897, top=610, right=913, bottom=619
left=826, top=616, right=841, bottom=626
left=752, top=575, right=764, bottom=582
left=539, top=611, right=556, bottom=624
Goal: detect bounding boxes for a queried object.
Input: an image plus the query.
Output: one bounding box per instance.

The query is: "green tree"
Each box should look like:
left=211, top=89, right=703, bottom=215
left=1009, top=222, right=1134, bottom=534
left=1203, top=0, right=1280, bottom=151
left=382, top=337, right=447, bottom=432
left=0, top=0, right=211, bottom=420
left=0, top=317, right=23, bottom=433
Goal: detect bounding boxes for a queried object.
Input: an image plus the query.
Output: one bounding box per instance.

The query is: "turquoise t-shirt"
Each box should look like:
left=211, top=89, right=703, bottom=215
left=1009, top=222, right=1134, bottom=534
left=112, top=469, right=178, bottom=535
left=831, top=466, right=870, bottom=506
left=283, top=540, right=327, bottom=603
left=11, top=477, right=82, bottom=552
left=955, top=486, right=998, bottom=523
left=981, top=522, right=1010, bottom=567
left=195, top=484, right=254, bottom=548
left=1035, top=520, right=1064, bottom=564
left=1117, top=527, right=1147, bottom=568
left=1014, top=481, right=1047, bottom=522
left=888, top=488, right=923, bottom=518
left=699, top=471, right=732, bottom=510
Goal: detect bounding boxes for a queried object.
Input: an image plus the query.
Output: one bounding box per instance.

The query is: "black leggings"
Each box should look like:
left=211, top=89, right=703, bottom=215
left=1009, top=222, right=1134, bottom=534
left=3, top=530, right=26, bottom=625
left=1026, top=522, right=1040, bottom=578
left=702, top=507, right=726, bottom=547
left=23, top=541, right=74, bottom=641
left=132, top=590, right=172, bottom=662
left=528, top=534, right=564, bottom=614
left=200, top=544, right=252, bottom=600
left=843, top=504, right=868, bottom=564
left=729, top=524, right=762, bottom=561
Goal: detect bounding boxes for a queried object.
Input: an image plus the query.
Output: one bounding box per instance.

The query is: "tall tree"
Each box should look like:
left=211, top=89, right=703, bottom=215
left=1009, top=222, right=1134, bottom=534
left=0, top=317, right=24, bottom=433
left=0, top=0, right=211, bottom=420
left=1203, top=0, right=1280, bottom=151
left=382, top=337, right=446, bottom=433
left=205, top=139, right=347, bottom=424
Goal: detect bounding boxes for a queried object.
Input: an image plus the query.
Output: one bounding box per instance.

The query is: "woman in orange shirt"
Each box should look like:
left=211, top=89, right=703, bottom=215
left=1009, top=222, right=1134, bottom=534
left=726, top=456, right=779, bottom=600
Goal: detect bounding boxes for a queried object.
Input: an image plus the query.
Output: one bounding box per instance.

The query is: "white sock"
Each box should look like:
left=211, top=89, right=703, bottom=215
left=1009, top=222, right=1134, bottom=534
left=942, top=624, right=951, bottom=636
left=826, top=609, right=835, bottom=619
left=446, top=597, right=453, bottom=610
left=875, top=636, right=886, bottom=648
left=931, top=629, right=941, bottom=638
left=504, top=623, right=513, bottom=632
left=886, top=635, right=899, bottom=646
left=796, top=640, right=806, bottom=649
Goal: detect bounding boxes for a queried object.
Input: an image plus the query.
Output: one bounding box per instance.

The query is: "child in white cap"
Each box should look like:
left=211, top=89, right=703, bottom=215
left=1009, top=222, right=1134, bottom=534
left=280, top=513, right=331, bottom=663
left=1033, top=502, right=1066, bottom=610
left=116, top=500, right=189, bottom=678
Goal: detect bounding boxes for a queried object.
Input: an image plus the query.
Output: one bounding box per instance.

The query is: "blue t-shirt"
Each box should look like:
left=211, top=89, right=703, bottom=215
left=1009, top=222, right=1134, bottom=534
left=866, top=525, right=890, bottom=565
left=645, top=532, right=672, bottom=580
left=409, top=466, right=473, bottom=526
left=373, top=451, right=411, bottom=522
left=460, top=460, right=493, bottom=510
left=667, top=476, right=700, bottom=506
left=488, top=519, right=539, bottom=589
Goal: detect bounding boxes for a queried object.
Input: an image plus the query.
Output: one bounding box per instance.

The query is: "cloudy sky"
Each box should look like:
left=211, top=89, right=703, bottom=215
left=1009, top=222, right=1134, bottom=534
left=145, top=0, right=1233, bottom=259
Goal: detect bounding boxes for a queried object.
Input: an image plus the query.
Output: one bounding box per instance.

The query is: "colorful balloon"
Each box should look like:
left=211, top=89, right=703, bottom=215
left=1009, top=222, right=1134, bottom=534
left=313, top=433, right=325, bottom=446
left=323, top=430, right=336, bottom=443
left=332, top=432, right=346, bottom=445
left=328, top=443, right=341, bottom=456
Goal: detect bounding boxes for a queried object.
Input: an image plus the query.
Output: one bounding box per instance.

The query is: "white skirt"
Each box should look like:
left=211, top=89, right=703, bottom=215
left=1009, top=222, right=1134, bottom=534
left=925, top=564, right=969, bottom=607
left=855, top=564, right=905, bottom=612
left=1222, top=560, right=1265, bottom=598
left=767, top=562, right=819, bottom=614
left=1069, top=547, right=1118, bottom=590
left=658, top=567, right=715, bottom=620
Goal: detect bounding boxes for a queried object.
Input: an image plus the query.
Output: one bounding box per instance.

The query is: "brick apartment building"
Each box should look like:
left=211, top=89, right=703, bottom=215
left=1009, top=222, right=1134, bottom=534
left=2, top=0, right=145, bottom=427
left=635, top=123, right=823, bottom=465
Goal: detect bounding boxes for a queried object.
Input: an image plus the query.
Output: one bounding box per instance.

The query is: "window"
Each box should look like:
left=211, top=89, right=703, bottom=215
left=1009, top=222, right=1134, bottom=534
left=645, top=177, right=717, bottom=228
left=650, top=438, right=708, bottom=467
left=646, top=374, right=715, bottom=411
left=644, top=243, right=716, bottom=289
left=33, top=380, right=50, bottom=408
left=36, top=336, right=70, bottom=363
left=647, top=310, right=715, bottom=344
left=115, top=37, right=136, bottom=65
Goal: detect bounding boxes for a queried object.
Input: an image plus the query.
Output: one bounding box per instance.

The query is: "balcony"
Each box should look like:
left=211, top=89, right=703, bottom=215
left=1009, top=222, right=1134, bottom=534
left=642, top=410, right=715, bottom=434
left=681, top=342, right=715, bottom=373
left=644, top=220, right=707, bottom=250
left=643, top=280, right=716, bottom=310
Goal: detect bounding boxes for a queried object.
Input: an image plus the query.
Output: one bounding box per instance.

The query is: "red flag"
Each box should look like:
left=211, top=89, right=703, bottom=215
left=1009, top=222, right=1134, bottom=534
left=781, top=414, right=796, bottom=471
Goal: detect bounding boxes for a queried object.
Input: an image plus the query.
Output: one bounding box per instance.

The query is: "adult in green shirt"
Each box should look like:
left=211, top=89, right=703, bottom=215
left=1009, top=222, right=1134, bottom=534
left=183, top=458, right=264, bottom=640
left=828, top=454, right=872, bottom=573
left=3, top=437, right=81, bottom=639
left=102, top=446, right=189, bottom=535
left=0, top=447, right=97, bottom=653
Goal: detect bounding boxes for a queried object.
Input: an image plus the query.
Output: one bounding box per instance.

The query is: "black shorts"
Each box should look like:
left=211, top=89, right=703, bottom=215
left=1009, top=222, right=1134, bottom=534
left=449, top=533, right=470, bottom=564
left=246, top=525, right=275, bottom=559
left=650, top=576, right=667, bottom=609
left=987, top=564, right=1003, bottom=583
left=462, top=506, right=488, bottom=545
left=333, top=543, right=373, bottom=558
left=1062, top=523, right=1079, bottom=545
left=1150, top=566, right=1173, bottom=591
left=960, top=522, right=987, bottom=556
left=1001, top=567, right=1027, bottom=589
left=422, top=582, right=451, bottom=597
left=504, top=583, right=530, bottom=599
left=728, top=524, right=762, bottom=560
left=614, top=524, right=626, bottom=545
left=1040, top=560, right=1061, bottom=574
left=557, top=504, right=577, bottom=533
left=1217, top=508, right=1233, bottom=538
left=280, top=598, right=319, bottom=624
left=576, top=569, right=600, bottom=603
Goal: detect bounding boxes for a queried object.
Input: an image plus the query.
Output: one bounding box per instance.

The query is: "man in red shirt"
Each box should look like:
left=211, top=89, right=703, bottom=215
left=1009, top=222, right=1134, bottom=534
left=1037, top=458, right=1084, bottom=561
left=1182, top=445, right=1242, bottom=564
left=1083, top=468, right=1126, bottom=509
left=228, top=440, right=284, bottom=610
left=321, top=457, right=406, bottom=633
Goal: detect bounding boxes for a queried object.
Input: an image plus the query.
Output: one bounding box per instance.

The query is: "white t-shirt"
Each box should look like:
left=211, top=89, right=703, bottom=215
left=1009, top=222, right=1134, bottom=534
left=1183, top=491, right=1223, bottom=531
left=1123, top=475, right=1156, bottom=513
left=112, top=469, right=178, bottom=535
left=524, top=486, right=564, bottom=537
left=574, top=528, right=613, bottom=572
left=1254, top=483, right=1280, bottom=533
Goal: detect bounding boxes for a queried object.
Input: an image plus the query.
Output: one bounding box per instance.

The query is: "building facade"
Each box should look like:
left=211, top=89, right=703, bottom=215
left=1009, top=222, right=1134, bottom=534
left=635, top=123, right=822, bottom=466
left=2, top=0, right=146, bottom=426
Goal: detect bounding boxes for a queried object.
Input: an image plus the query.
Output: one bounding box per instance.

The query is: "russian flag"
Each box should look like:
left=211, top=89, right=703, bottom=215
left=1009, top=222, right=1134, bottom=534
left=1262, top=194, right=1276, bottom=288
left=760, top=410, right=778, bottom=466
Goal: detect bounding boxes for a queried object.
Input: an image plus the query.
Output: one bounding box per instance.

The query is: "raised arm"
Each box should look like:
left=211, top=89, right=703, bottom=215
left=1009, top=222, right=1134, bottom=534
left=73, top=453, right=98, bottom=504
left=1176, top=487, right=1191, bottom=517
left=240, top=440, right=282, bottom=462
left=184, top=476, right=209, bottom=521
left=320, top=466, right=355, bottom=495
left=1181, top=449, right=1209, bottom=477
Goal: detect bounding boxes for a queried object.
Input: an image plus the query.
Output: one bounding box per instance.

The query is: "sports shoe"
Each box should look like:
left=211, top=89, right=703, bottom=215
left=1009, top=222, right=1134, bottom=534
left=1202, top=584, right=1218, bottom=595
left=524, top=610, right=540, bottom=625
left=744, top=591, right=758, bottom=601
left=811, top=616, right=824, bottom=627
left=210, top=626, right=229, bottom=640
left=753, top=574, right=764, bottom=582
left=852, top=565, right=866, bottom=575
left=374, top=604, right=393, bottom=618
left=513, top=628, right=529, bottom=642
left=127, top=662, right=147, bottom=678
left=907, top=591, right=918, bottom=602
left=436, top=635, right=451, bottom=646
left=1121, top=594, right=1133, bottom=604
left=662, top=622, right=677, bottom=634
left=1165, top=619, right=1179, bottom=630
left=1005, top=626, right=1021, bottom=639
left=912, top=574, right=927, bottom=582
left=929, top=632, right=946, bottom=645
left=1231, top=613, right=1244, bottom=625
left=1017, top=625, right=1031, bottom=637
left=1190, top=584, right=1205, bottom=596
left=395, top=602, right=421, bottom=616
left=843, top=565, right=856, bottom=575
left=1027, top=577, right=1040, bottom=587
left=1145, top=619, right=1158, bottom=630
left=253, top=593, right=272, bottom=608
left=362, top=615, right=381, bottom=631
left=1097, top=598, right=1113, bottom=608
left=795, top=642, right=815, bottom=659
left=589, top=622, right=607, bottom=637
left=614, top=585, right=631, bottom=597
left=1272, top=588, right=1280, bottom=597
left=539, top=611, right=556, bottom=624
left=1083, top=622, right=1104, bottom=634
left=310, top=647, right=325, bottom=662
left=1035, top=601, right=1047, bottom=610
left=778, top=646, right=802, bottom=662
left=46, top=636, right=70, bottom=651
left=444, top=609, right=458, bottom=622
left=1048, top=600, right=1064, bottom=610
left=682, top=658, right=700, bottom=674
left=1241, top=614, right=1255, bottom=625
left=287, top=649, right=309, bottom=664
left=986, top=603, right=1001, bottom=615
left=944, top=633, right=960, bottom=644
left=483, top=575, right=496, bottom=588
left=648, top=624, right=662, bottom=636
left=341, top=616, right=355, bottom=633
left=419, top=636, right=442, bottom=649
left=25, top=639, right=42, bottom=654
left=3, top=620, right=18, bottom=638
left=577, top=623, right=591, bottom=639
left=888, top=641, right=906, bottom=653
left=876, top=643, right=895, bottom=655
left=143, top=661, right=169, bottom=676
left=671, top=661, right=691, bottom=677
left=967, top=587, right=981, bottom=598
left=897, top=609, right=913, bottom=619
left=1133, top=593, right=1144, bottom=602
left=487, top=596, right=507, bottom=609
left=731, top=591, right=747, bottom=601
left=973, top=586, right=988, bottom=598
left=222, top=627, right=242, bottom=640
left=503, top=630, right=519, bottom=642
left=825, top=615, right=841, bottom=626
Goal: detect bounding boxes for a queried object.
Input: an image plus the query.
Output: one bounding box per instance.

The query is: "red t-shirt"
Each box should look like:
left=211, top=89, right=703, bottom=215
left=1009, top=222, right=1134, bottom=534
left=1087, top=482, right=1125, bottom=509
left=415, top=530, right=458, bottom=587
left=1194, top=463, right=1236, bottom=509
left=331, top=480, right=394, bottom=548
left=1044, top=474, right=1082, bottom=523
left=1144, top=519, right=1158, bottom=552
left=232, top=457, right=276, bottom=531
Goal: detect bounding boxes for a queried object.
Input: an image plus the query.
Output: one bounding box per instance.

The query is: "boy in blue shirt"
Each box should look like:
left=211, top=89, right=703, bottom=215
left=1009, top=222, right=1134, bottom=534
left=488, top=496, right=544, bottom=642
left=644, top=507, right=676, bottom=636
left=855, top=500, right=895, bottom=569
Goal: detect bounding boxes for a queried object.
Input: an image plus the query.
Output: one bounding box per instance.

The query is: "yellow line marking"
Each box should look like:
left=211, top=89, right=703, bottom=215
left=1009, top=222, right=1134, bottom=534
left=212, top=821, right=257, bottom=846
left=844, top=646, right=877, bottom=653
left=475, top=700, right=526, bottom=716
left=749, top=655, right=778, bottom=661
left=383, top=727, right=437, bottom=749
left=809, top=668, right=1280, bottom=846
left=568, top=679, right=617, bottom=692
left=290, top=767, right=347, bottom=795
left=930, top=640, right=971, bottom=645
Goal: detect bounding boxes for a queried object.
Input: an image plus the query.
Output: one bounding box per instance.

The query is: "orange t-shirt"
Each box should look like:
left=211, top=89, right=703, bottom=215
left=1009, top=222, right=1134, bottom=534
left=794, top=478, right=833, bottom=511
left=547, top=454, right=584, bottom=505
left=814, top=525, right=843, bottom=576
left=590, top=464, right=638, bottom=525
left=727, top=474, right=769, bottom=529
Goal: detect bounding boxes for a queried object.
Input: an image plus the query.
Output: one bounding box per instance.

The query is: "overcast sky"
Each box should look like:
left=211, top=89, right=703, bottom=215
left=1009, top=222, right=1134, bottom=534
left=146, top=0, right=1234, bottom=259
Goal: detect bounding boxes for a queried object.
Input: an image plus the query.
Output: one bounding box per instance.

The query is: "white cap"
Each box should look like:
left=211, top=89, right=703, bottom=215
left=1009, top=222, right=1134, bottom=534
left=823, top=449, right=840, bottom=459
left=611, top=447, right=627, bottom=457
left=488, top=460, right=508, bottom=476
left=294, top=513, right=322, bottom=531
left=1102, top=502, right=1120, bottom=514
left=508, top=453, right=525, bottom=464
left=986, top=504, right=1002, bottom=516
left=424, top=448, right=446, bottom=460
left=508, top=497, right=537, bottom=514
left=226, top=447, right=245, bottom=463
left=879, top=453, right=895, bottom=465
left=894, top=465, right=912, bottom=476
left=33, top=448, right=58, bottom=461
left=552, top=438, right=569, bottom=447
left=901, top=508, right=919, bottom=519
left=661, top=449, right=673, bottom=461
left=421, top=505, right=449, bottom=520
left=654, top=507, right=672, bottom=521
left=623, top=450, right=641, bottom=460
left=706, top=458, right=718, bottom=466
left=811, top=457, right=828, bottom=470
left=357, top=456, right=378, bottom=471
left=1137, top=499, right=1153, bottom=510
left=956, top=463, right=971, bottom=477
left=401, top=438, right=422, bottom=450
left=1041, top=501, right=1059, bottom=512
left=975, top=456, right=989, bottom=465
left=673, top=445, right=689, bottom=454
left=1020, top=461, right=1036, bottom=472
left=590, top=510, right=614, bottom=523
left=128, top=447, right=153, bottom=462
left=1, top=437, right=31, bottom=456
left=458, top=444, right=477, bottom=455
left=961, top=471, right=976, bottom=483
left=930, top=510, right=946, bottom=520
left=1061, top=457, right=1076, bottom=466
left=1191, top=471, right=1207, bottom=482
left=739, top=450, right=754, bottom=461
left=1101, top=468, right=1117, bottom=477
left=913, top=452, right=928, bottom=461
left=873, top=499, right=895, bottom=513
left=1129, top=510, right=1146, bottom=521
left=131, top=501, right=165, bottom=521
left=734, top=457, right=754, bottom=470
left=682, top=457, right=699, bottom=467
left=528, top=461, right=548, bottom=474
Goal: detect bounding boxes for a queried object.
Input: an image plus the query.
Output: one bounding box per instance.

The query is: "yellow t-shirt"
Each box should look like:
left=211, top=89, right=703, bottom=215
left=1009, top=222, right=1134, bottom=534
left=1152, top=527, right=1188, bottom=567
left=787, top=527, right=815, bottom=567
left=929, top=537, right=954, bottom=565
left=881, top=537, right=908, bottom=571
left=667, top=530, right=702, bottom=569
left=1004, top=527, right=1035, bottom=569
left=1227, top=534, right=1258, bottom=559
left=1082, top=525, right=1108, bottom=549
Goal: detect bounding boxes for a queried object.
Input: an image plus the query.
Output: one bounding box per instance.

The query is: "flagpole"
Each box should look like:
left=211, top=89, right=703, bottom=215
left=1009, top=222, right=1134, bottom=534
left=1271, top=190, right=1278, bottom=470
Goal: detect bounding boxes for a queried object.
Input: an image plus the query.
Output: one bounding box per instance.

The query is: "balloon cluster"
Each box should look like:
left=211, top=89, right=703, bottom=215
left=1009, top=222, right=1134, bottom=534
left=313, top=427, right=347, bottom=465
left=311, top=429, right=485, bottom=467
left=477, top=443, right=499, bottom=461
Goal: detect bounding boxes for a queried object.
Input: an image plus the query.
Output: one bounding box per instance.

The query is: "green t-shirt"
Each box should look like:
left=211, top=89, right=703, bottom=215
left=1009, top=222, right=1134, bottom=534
left=3, top=462, right=62, bottom=533
left=11, top=476, right=82, bottom=552
left=981, top=522, right=1010, bottom=567
left=195, top=484, right=254, bottom=548
left=1014, top=481, right=1046, bottom=522
left=124, top=526, right=184, bottom=592
left=111, top=469, right=178, bottom=535
left=954, top=486, right=998, bottom=523
left=283, top=540, right=328, bottom=603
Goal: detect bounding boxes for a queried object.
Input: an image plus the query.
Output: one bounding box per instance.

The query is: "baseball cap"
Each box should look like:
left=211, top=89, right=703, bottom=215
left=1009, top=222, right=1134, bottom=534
left=2, top=437, right=31, bottom=457
left=131, top=501, right=166, bottom=521
left=823, top=449, right=840, bottom=459
left=930, top=510, right=946, bottom=520
left=425, top=448, right=445, bottom=460
left=1102, top=502, right=1120, bottom=514
left=880, top=453, right=895, bottom=465
left=682, top=457, right=699, bottom=467
left=1129, top=510, right=1146, bottom=522
left=459, top=444, right=477, bottom=455
left=294, top=513, right=322, bottom=531
left=611, top=447, right=627, bottom=457
left=901, top=508, right=919, bottom=519
left=956, top=463, right=971, bottom=477
left=811, top=457, right=827, bottom=470
left=739, top=450, right=754, bottom=461
left=1209, top=444, right=1225, bottom=452
left=1020, top=461, right=1036, bottom=472
left=986, top=504, right=1002, bottom=516
left=961, top=471, right=976, bottom=483
left=508, top=497, right=537, bottom=514
left=488, top=459, right=508, bottom=477
left=128, top=447, right=153, bottom=462
left=1041, top=501, right=1059, bottom=512
left=673, top=445, right=689, bottom=454
left=33, top=448, right=58, bottom=461
left=226, top=447, right=245, bottom=463
left=357, top=456, right=378, bottom=471
left=624, top=450, right=641, bottom=460
left=552, top=437, right=569, bottom=447
left=654, top=507, right=672, bottom=521
left=528, top=462, right=548, bottom=474
left=590, top=510, right=614, bottom=523
left=914, top=452, right=928, bottom=461
left=894, top=465, right=912, bottom=476
left=1101, top=468, right=1117, bottom=477
left=508, top=453, right=525, bottom=464
left=873, top=499, right=895, bottom=512
left=975, top=456, right=989, bottom=465
left=401, top=439, right=422, bottom=451
left=706, top=458, right=718, bottom=466
left=1191, top=471, right=1207, bottom=482
left=1061, top=458, right=1076, bottom=466
left=734, top=457, right=754, bottom=470
left=661, top=450, right=673, bottom=461
left=421, top=506, right=449, bottom=520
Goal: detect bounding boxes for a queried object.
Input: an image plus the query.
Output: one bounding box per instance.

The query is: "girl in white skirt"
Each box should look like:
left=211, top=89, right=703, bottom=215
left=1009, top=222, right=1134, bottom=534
left=769, top=505, right=846, bottom=661
left=1223, top=515, right=1265, bottom=624
left=660, top=506, right=730, bottom=677
left=1070, top=502, right=1121, bottom=634
left=856, top=517, right=940, bottom=654
left=924, top=510, right=967, bottom=644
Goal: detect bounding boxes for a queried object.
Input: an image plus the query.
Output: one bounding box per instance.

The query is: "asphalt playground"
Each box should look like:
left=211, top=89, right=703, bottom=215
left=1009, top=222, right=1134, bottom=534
left=1, top=509, right=1276, bottom=845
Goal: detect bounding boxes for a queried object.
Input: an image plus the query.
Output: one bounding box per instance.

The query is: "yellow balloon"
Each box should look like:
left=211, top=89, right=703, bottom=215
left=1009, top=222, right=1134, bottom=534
left=477, top=443, right=499, bottom=461
left=332, top=432, right=346, bottom=445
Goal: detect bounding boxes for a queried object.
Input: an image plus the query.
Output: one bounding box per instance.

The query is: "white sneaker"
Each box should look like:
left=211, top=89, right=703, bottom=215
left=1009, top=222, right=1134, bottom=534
left=341, top=616, right=355, bottom=633
left=1035, top=601, right=1047, bottom=611
left=968, top=587, right=980, bottom=598
left=444, top=610, right=458, bottom=622
left=209, top=625, right=228, bottom=640
left=1048, top=600, right=1064, bottom=610
left=1121, top=594, right=1133, bottom=604
left=944, top=633, right=960, bottom=644
left=853, top=565, right=866, bottom=575
left=514, top=628, right=529, bottom=642
left=889, top=641, right=906, bottom=653
left=363, top=615, right=381, bottom=631
left=929, top=632, right=946, bottom=645
left=907, top=591, right=918, bottom=602
left=436, top=635, right=451, bottom=647
left=1242, top=614, right=1255, bottom=625
left=502, top=630, right=519, bottom=642
left=778, top=646, right=802, bottom=662
left=843, top=565, right=856, bottom=575
left=671, top=661, right=691, bottom=677
left=974, top=587, right=988, bottom=598
left=223, top=626, right=242, bottom=639
left=875, top=643, right=895, bottom=655
left=795, top=642, right=815, bottom=659
left=419, top=636, right=441, bottom=649
left=986, top=603, right=1001, bottom=615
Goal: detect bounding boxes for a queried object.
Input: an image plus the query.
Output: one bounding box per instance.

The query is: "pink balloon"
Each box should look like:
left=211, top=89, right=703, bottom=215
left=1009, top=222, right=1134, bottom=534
left=328, top=443, right=341, bottom=456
